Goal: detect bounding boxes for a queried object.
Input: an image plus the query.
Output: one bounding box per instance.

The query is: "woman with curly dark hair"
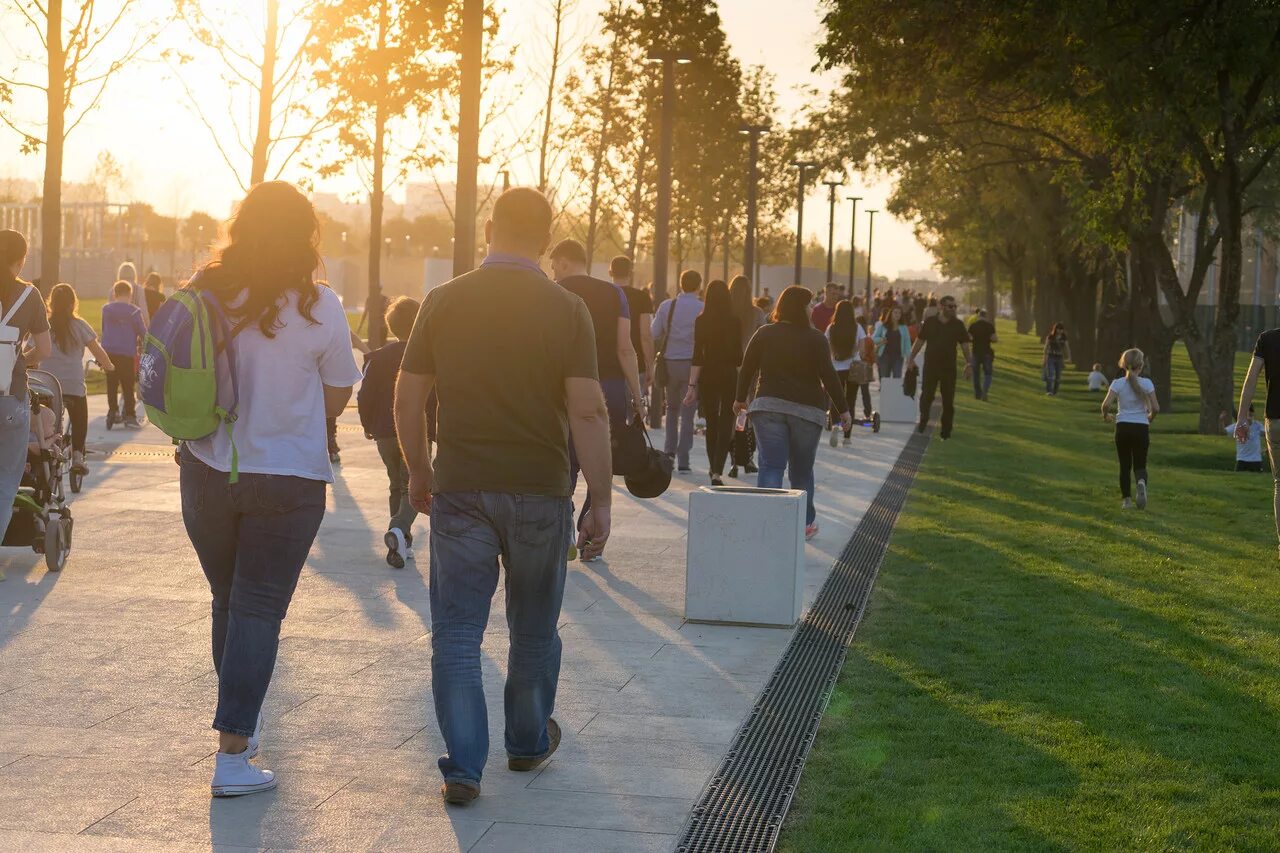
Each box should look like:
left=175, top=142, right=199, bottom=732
left=178, top=182, right=362, bottom=798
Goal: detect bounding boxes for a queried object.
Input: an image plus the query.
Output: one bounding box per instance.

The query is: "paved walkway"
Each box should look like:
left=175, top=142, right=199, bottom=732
left=0, top=395, right=913, bottom=852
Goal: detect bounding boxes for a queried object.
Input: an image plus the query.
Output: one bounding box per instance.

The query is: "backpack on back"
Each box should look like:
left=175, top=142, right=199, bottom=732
left=138, top=278, right=241, bottom=481
left=0, top=285, right=33, bottom=396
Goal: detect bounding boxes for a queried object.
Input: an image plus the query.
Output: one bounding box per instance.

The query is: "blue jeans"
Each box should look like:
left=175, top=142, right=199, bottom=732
left=1045, top=355, right=1064, bottom=394
left=0, top=397, right=29, bottom=542
left=429, top=491, right=572, bottom=785
left=179, top=447, right=326, bottom=736
left=878, top=354, right=902, bottom=379
left=750, top=410, right=821, bottom=525
left=973, top=354, right=993, bottom=398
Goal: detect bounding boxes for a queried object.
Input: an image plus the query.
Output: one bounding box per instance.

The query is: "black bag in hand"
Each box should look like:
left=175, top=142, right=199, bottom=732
left=611, top=416, right=648, bottom=476
left=903, top=364, right=918, bottom=398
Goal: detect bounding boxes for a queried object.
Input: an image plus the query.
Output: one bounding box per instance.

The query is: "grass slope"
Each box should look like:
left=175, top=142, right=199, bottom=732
left=779, top=323, right=1279, bottom=852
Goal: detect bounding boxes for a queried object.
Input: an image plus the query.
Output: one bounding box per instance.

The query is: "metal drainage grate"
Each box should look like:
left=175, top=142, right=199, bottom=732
left=676, top=427, right=931, bottom=853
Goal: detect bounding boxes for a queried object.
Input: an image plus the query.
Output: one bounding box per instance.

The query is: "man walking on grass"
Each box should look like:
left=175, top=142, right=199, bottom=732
left=1234, top=327, right=1280, bottom=554
left=395, top=187, right=613, bottom=806
left=907, top=294, right=973, bottom=440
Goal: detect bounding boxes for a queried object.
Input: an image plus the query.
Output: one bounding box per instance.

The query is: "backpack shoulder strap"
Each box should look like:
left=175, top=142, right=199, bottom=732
left=0, top=285, right=32, bottom=327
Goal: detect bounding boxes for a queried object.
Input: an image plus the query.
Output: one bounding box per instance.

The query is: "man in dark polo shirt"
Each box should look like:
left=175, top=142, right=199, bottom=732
left=550, top=239, right=643, bottom=561
left=907, top=294, right=973, bottom=440
left=394, top=188, right=612, bottom=806
left=1235, top=328, right=1280, bottom=555
left=610, top=255, right=654, bottom=396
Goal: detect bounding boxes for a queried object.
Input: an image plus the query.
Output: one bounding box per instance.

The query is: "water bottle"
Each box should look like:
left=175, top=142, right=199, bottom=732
left=735, top=410, right=748, bottom=432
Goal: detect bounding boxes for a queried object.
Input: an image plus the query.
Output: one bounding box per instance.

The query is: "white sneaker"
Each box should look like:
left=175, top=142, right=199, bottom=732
left=385, top=528, right=407, bottom=569
left=828, top=429, right=839, bottom=447
left=405, top=547, right=415, bottom=561
left=246, top=714, right=262, bottom=759
left=211, top=749, right=276, bottom=797
left=1136, top=480, right=1148, bottom=510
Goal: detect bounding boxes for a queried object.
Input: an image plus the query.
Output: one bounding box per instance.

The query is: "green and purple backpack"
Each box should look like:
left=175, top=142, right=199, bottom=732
left=138, top=276, right=241, bottom=480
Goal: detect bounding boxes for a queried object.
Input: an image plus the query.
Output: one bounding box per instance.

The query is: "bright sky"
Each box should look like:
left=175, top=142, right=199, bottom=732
left=0, top=0, right=935, bottom=277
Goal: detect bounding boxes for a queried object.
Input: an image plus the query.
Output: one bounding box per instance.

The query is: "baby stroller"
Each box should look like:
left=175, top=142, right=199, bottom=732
left=2, top=370, right=74, bottom=572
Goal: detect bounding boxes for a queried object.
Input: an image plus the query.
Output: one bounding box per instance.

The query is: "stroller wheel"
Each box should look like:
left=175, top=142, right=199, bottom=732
left=45, top=517, right=70, bottom=573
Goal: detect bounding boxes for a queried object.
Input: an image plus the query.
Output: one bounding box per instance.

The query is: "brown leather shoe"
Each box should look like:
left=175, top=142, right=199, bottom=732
left=508, top=717, right=561, bottom=772
left=440, top=780, right=480, bottom=805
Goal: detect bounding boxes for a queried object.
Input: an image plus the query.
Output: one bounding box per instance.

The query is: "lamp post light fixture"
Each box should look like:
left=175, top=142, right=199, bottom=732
left=864, top=210, right=878, bottom=308
left=739, top=124, right=770, bottom=295
left=822, top=178, right=843, bottom=285
left=846, top=197, right=861, bottom=299
left=646, top=48, right=694, bottom=304
left=791, top=161, right=818, bottom=286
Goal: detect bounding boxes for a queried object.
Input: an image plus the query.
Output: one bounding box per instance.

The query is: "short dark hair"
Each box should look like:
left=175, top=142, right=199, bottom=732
left=385, top=296, right=420, bottom=340
left=491, top=187, right=553, bottom=247
left=825, top=282, right=839, bottom=291
left=609, top=255, right=633, bottom=279
left=549, top=238, right=587, bottom=265
left=112, top=280, right=133, bottom=298
left=772, top=285, right=813, bottom=325
left=940, top=295, right=956, bottom=306
left=977, top=307, right=987, bottom=317
left=679, top=269, right=701, bottom=293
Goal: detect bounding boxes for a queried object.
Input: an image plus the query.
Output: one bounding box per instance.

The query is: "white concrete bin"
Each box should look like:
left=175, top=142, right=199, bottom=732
left=878, top=376, right=918, bottom=424
left=685, top=486, right=806, bottom=627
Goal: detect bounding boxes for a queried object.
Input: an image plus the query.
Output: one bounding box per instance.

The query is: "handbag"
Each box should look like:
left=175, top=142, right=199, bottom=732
left=611, top=415, right=649, bottom=476
left=624, top=426, right=673, bottom=499
left=849, top=360, right=873, bottom=385
left=653, top=298, right=675, bottom=387
left=903, top=363, right=918, bottom=398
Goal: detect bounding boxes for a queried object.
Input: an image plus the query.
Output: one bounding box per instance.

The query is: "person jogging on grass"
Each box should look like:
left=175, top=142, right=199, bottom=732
left=1101, top=348, right=1159, bottom=510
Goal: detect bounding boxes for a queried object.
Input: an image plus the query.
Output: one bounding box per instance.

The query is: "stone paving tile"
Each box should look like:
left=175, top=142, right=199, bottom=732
left=0, top=398, right=911, bottom=850
left=469, top=823, right=677, bottom=853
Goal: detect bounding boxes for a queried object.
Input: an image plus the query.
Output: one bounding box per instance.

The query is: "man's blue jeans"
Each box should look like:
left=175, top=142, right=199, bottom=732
left=750, top=410, right=821, bottom=525
left=429, top=491, right=572, bottom=785
left=973, top=354, right=994, bottom=398
left=179, top=447, right=326, bottom=736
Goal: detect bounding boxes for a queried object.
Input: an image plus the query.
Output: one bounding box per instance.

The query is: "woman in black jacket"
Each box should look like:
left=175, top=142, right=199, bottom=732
left=735, top=286, right=850, bottom=540
left=684, top=280, right=741, bottom=485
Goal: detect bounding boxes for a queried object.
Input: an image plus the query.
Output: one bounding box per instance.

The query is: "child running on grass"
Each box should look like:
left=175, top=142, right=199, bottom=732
left=357, top=296, right=421, bottom=569
left=1220, top=407, right=1265, bottom=472
left=1101, top=348, right=1160, bottom=509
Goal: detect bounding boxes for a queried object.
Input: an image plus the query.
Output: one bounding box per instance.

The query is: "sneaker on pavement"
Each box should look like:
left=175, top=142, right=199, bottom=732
left=124, top=417, right=141, bottom=429
left=441, top=780, right=480, bottom=805
left=1136, top=479, right=1148, bottom=510
left=805, top=523, right=819, bottom=541
left=744, top=463, right=758, bottom=474
left=246, top=714, right=263, bottom=759
left=508, top=718, right=561, bottom=772
left=211, top=749, right=276, bottom=798
left=385, top=528, right=407, bottom=569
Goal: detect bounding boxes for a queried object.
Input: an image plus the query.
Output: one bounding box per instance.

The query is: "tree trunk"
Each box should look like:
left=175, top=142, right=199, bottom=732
left=537, top=0, right=565, bottom=195
left=250, top=0, right=279, bottom=186
left=1070, top=264, right=1098, bottom=371
left=1201, top=164, right=1245, bottom=434
left=983, top=249, right=996, bottom=317
left=1034, top=262, right=1051, bottom=339
left=702, top=228, right=712, bottom=285
left=626, top=133, right=650, bottom=259
left=40, top=0, right=66, bottom=290
left=365, top=1, right=388, bottom=349
left=1011, top=263, right=1032, bottom=334
left=1129, top=232, right=1181, bottom=412
left=1095, top=255, right=1130, bottom=379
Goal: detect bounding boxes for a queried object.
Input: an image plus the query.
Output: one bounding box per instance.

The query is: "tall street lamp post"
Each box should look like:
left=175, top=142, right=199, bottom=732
left=846, top=196, right=861, bottom=298
left=822, top=179, right=843, bottom=284
left=647, top=49, right=693, bottom=304
left=864, top=209, right=878, bottom=308
left=791, top=161, right=818, bottom=286
left=739, top=124, right=770, bottom=295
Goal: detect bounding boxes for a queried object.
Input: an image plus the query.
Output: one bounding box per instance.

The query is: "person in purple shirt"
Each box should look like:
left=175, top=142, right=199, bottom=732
left=101, top=280, right=148, bottom=427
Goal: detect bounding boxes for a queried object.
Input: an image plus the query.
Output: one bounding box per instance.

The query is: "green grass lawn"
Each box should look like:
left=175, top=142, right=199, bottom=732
left=779, top=323, right=1280, bottom=851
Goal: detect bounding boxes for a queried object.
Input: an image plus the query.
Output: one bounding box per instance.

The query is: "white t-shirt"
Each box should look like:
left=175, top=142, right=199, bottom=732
left=1087, top=370, right=1106, bottom=391
left=826, top=324, right=868, bottom=371
left=187, top=285, right=362, bottom=482
left=1226, top=421, right=1265, bottom=462
left=1109, top=375, right=1156, bottom=425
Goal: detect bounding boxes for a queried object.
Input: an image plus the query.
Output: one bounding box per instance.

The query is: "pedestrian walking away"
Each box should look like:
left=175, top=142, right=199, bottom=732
left=826, top=300, right=870, bottom=446
left=101, top=280, right=147, bottom=428
left=611, top=255, right=655, bottom=404
left=735, top=285, right=850, bottom=541
left=728, top=275, right=765, bottom=478
left=0, top=230, right=52, bottom=582
left=651, top=270, right=703, bottom=473
left=357, top=296, right=423, bottom=569
left=177, top=182, right=362, bottom=798
left=44, top=283, right=115, bottom=475
left=1234, top=326, right=1280, bottom=553
left=810, top=282, right=841, bottom=333
left=684, top=279, right=741, bottom=485
left=552, top=238, right=644, bottom=559
left=394, top=187, right=613, bottom=806
left=1101, top=348, right=1158, bottom=509
left=908, top=295, right=973, bottom=440
left=968, top=308, right=998, bottom=400
left=1043, top=322, right=1071, bottom=396
left=872, top=305, right=911, bottom=379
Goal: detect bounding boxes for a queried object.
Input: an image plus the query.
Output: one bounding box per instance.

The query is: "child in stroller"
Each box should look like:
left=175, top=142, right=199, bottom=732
left=2, top=370, right=74, bottom=572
